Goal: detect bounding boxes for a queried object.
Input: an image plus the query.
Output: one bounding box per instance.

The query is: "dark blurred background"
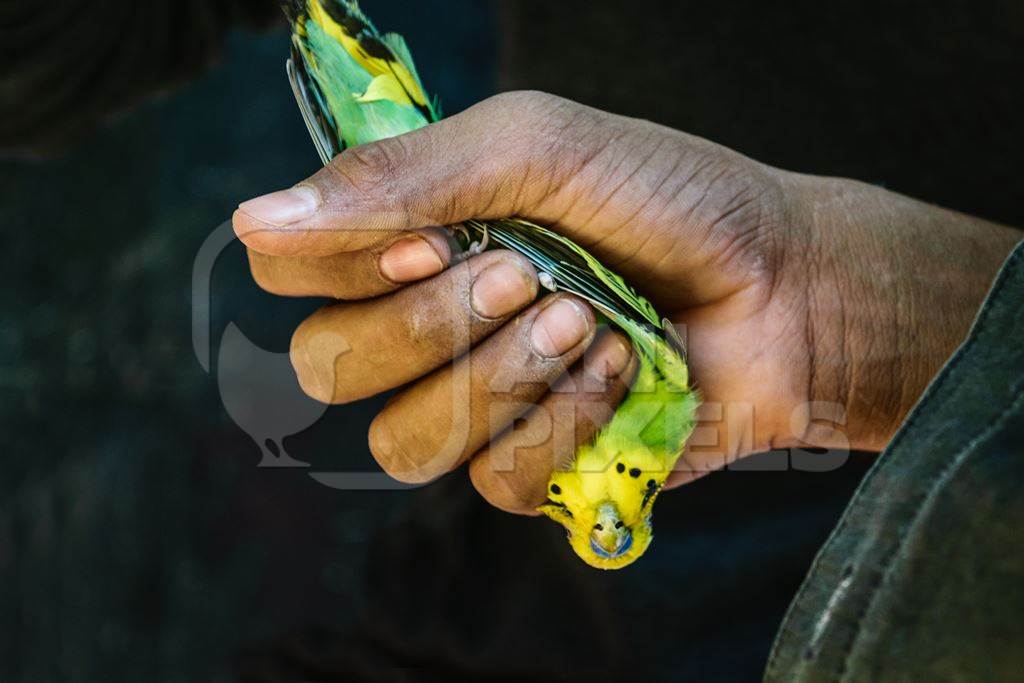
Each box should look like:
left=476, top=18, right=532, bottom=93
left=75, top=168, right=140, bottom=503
left=3, top=0, right=1021, bottom=681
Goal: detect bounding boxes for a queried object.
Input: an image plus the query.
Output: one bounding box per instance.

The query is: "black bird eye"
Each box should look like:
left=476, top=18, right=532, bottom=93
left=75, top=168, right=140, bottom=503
left=616, top=463, right=625, bottom=473
left=594, top=523, right=604, bottom=531
left=629, top=467, right=641, bottom=478
left=550, top=484, right=561, bottom=495
left=615, top=521, right=624, bottom=529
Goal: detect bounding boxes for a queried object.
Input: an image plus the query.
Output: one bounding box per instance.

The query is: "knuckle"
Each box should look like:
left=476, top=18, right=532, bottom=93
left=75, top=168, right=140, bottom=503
left=329, top=136, right=409, bottom=193
left=488, top=91, right=576, bottom=138
left=477, top=91, right=576, bottom=147
left=469, top=457, right=543, bottom=515
left=367, top=413, right=441, bottom=484
left=520, top=96, right=608, bottom=178
left=472, top=92, right=599, bottom=207
left=489, top=90, right=568, bottom=119
left=288, top=315, right=337, bottom=404
left=246, top=250, right=284, bottom=295
left=688, top=161, right=785, bottom=282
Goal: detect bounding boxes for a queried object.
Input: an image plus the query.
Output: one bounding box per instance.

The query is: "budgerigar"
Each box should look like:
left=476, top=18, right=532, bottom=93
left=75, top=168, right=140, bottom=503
left=283, top=0, right=700, bottom=569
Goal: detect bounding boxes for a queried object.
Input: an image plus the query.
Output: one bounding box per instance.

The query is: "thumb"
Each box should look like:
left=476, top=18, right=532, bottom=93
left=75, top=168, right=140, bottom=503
left=233, top=91, right=608, bottom=257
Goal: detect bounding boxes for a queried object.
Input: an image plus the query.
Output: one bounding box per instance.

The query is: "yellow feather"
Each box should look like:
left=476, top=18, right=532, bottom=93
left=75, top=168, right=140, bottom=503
left=307, top=0, right=428, bottom=107
left=356, top=74, right=414, bottom=105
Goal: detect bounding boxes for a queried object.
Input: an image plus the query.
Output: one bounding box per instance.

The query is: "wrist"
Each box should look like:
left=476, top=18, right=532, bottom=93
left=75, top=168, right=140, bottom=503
left=792, top=174, right=1020, bottom=451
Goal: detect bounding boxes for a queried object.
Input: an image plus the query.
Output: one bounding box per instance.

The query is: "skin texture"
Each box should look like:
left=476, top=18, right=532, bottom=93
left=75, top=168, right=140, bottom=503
left=233, top=91, right=1022, bottom=515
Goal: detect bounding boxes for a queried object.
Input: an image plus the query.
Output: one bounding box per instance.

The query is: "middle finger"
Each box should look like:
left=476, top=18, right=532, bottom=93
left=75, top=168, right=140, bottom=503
left=289, top=249, right=540, bottom=404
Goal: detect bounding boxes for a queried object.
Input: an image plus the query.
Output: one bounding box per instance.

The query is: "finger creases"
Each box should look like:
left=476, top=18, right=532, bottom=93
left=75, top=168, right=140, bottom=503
left=289, top=250, right=539, bottom=405
left=367, top=294, right=601, bottom=485
left=469, top=330, right=636, bottom=515
left=233, top=210, right=400, bottom=259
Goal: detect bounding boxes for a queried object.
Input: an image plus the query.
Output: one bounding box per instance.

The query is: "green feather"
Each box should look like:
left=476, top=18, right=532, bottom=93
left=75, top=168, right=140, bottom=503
left=283, top=0, right=700, bottom=569
left=301, top=21, right=430, bottom=148
left=381, top=32, right=441, bottom=120
left=285, top=0, right=696, bottom=456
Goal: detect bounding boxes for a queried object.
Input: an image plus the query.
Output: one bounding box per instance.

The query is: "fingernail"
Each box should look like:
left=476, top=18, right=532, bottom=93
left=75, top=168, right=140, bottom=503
left=238, top=186, right=319, bottom=226
left=380, top=236, right=445, bottom=282
left=531, top=299, right=589, bottom=358
left=471, top=261, right=534, bottom=318
left=590, top=335, right=633, bottom=380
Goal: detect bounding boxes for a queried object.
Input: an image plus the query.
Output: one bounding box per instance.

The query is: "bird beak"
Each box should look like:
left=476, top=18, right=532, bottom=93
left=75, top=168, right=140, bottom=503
left=589, top=503, right=633, bottom=558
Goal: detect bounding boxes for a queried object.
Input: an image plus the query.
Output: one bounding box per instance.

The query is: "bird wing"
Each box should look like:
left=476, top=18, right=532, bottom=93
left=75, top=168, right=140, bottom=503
left=471, top=218, right=690, bottom=381
left=285, top=0, right=436, bottom=156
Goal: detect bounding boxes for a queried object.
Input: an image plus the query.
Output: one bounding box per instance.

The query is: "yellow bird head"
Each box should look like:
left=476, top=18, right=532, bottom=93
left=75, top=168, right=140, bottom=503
left=539, top=447, right=668, bottom=570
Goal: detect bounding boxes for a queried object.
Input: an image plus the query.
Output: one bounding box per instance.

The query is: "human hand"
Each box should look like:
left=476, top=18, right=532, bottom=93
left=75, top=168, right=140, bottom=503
left=233, top=91, right=1020, bottom=512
